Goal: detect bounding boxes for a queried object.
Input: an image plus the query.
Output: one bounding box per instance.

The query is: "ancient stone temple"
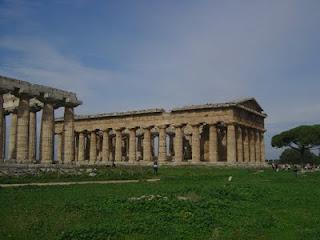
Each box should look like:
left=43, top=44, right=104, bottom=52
left=55, top=98, right=267, bottom=166
left=0, top=75, right=267, bottom=166
left=0, top=75, right=81, bottom=164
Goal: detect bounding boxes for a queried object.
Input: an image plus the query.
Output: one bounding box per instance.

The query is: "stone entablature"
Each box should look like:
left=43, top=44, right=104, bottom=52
left=54, top=98, right=267, bottom=166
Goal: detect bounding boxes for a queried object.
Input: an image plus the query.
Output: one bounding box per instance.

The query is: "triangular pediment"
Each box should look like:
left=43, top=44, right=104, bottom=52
left=234, top=97, right=264, bottom=112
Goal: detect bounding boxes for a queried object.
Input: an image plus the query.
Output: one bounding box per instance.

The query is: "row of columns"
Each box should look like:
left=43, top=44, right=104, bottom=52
left=68, top=123, right=265, bottom=165
left=0, top=92, right=78, bottom=164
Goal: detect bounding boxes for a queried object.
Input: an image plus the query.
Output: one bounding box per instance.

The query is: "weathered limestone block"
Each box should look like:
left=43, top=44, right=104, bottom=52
left=236, top=126, right=244, bottom=162
left=16, top=95, right=30, bottom=163
left=56, top=133, right=63, bottom=162
left=208, top=124, right=218, bottom=162
left=63, top=106, right=75, bottom=164
left=255, top=130, right=261, bottom=162
left=227, top=124, right=236, bottom=163
left=40, top=102, right=54, bottom=163
left=128, top=128, right=136, bottom=163
left=191, top=124, right=201, bottom=162
left=260, top=132, right=265, bottom=163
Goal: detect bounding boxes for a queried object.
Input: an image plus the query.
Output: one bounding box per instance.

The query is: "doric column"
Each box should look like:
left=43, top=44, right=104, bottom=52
left=115, top=128, right=122, bottom=162
left=56, top=133, right=63, bottom=162
left=63, top=106, right=75, bottom=164
left=8, top=111, right=17, bottom=161
left=158, top=125, right=167, bottom=163
left=2, top=114, right=5, bottom=161
left=89, top=130, right=97, bottom=164
left=78, top=131, right=85, bottom=162
left=143, top=126, right=152, bottom=161
left=28, top=110, right=37, bottom=162
left=40, top=102, right=54, bottom=164
left=243, top=128, right=250, bottom=162
left=129, top=127, right=136, bottom=163
left=174, top=124, right=184, bottom=163
left=102, top=129, right=110, bottom=163
left=236, top=126, right=243, bottom=163
left=227, top=124, right=236, bottom=163
left=16, top=95, right=31, bottom=163
left=169, top=134, right=174, bottom=157
left=249, top=129, right=256, bottom=162
left=0, top=94, right=3, bottom=162
left=191, top=124, right=201, bottom=163
left=255, top=130, right=261, bottom=163
left=260, top=132, right=265, bottom=163
left=208, top=124, right=218, bottom=162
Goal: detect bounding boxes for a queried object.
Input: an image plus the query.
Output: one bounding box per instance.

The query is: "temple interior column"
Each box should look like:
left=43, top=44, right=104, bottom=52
left=129, top=128, right=136, bottom=163
left=191, top=124, right=201, bottom=163
left=89, top=130, right=97, bottom=164
left=249, top=129, right=256, bottom=162
left=102, top=129, right=109, bottom=162
left=56, top=133, right=62, bottom=162
left=208, top=124, right=218, bottom=162
left=28, top=110, right=37, bottom=162
left=260, top=131, right=265, bottom=163
left=255, top=129, right=261, bottom=163
left=174, top=125, right=183, bottom=163
left=236, top=126, right=244, bottom=163
left=16, top=95, right=30, bottom=163
left=227, top=124, right=236, bottom=163
left=40, top=102, right=54, bottom=164
left=143, top=127, right=152, bottom=161
left=169, top=134, right=174, bottom=157
left=63, top=106, right=75, bottom=164
left=158, top=125, right=167, bottom=163
left=78, top=131, right=85, bottom=162
left=115, top=128, right=122, bottom=162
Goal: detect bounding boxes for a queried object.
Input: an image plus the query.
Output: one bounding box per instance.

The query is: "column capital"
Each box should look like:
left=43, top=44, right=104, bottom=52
left=114, top=127, right=125, bottom=132
left=143, top=125, right=154, bottom=130
left=158, top=124, right=169, bottom=129
left=191, top=123, right=202, bottom=128
left=173, top=123, right=186, bottom=128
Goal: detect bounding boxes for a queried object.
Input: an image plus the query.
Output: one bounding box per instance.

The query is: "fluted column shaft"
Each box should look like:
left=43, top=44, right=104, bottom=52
left=174, top=126, right=183, bottom=163
left=78, top=132, right=85, bottom=162
left=192, top=124, right=201, bottom=162
left=0, top=95, right=3, bottom=161
left=63, top=106, right=75, bottom=164
left=209, top=124, right=218, bottom=162
left=255, top=130, right=261, bottom=162
left=40, top=102, right=54, bottom=163
left=143, top=127, right=152, bottom=161
left=158, top=126, right=167, bottom=163
left=260, top=133, right=265, bottom=163
left=16, top=96, right=30, bottom=163
left=8, top=112, right=17, bottom=161
left=243, top=128, right=250, bottom=162
left=249, top=129, right=256, bottom=162
left=115, top=129, right=122, bottom=162
left=227, top=124, right=236, bottom=163
left=2, top=115, right=5, bottom=161
left=129, top=128, right=136, bottom=163
left=28, top=111, right=37, bottom=162
left=236, top=126, right=243, bottom=163
left=56, top=133, right=63, bottom=162
left=89, top=131, right=97, bottom=163
left=102, top=130, right=109, bottom=162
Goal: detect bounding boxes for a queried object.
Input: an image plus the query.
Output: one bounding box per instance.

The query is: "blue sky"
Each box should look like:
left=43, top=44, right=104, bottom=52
left=0, top=0, right=320, bottom=159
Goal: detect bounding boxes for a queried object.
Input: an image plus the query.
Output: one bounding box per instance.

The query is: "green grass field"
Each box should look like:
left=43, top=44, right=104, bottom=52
left=1, top=166, right=320, bottom=240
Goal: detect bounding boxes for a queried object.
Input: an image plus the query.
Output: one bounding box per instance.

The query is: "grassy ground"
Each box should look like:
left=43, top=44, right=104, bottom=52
left=0, top=166, right=320, bottom=240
